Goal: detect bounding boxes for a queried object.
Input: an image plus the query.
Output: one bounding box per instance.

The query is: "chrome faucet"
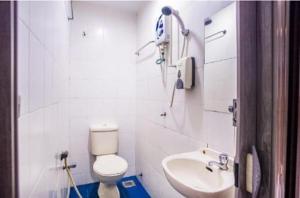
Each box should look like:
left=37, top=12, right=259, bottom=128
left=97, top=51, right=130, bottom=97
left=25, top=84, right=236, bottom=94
left=208, top=153, right=229, bottom=170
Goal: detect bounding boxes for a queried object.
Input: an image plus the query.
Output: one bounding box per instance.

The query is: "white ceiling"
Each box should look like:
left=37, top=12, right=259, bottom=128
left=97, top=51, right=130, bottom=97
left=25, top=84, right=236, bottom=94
left=80, top=1, right=148, bottom=13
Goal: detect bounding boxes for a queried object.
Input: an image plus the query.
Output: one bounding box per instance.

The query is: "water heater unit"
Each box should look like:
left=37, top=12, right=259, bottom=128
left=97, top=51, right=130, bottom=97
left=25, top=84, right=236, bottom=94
left=155, top=15, right=170, bottom=46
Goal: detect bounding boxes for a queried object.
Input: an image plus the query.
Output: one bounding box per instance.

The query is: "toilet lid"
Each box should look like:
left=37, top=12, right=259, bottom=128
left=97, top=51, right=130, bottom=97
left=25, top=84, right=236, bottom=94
left=93, top=155, right=128, bottom=176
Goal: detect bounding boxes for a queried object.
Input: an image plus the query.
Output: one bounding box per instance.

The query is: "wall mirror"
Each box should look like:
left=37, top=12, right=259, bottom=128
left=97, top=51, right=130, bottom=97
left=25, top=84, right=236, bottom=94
left=204, top=2, right=237, bottom=114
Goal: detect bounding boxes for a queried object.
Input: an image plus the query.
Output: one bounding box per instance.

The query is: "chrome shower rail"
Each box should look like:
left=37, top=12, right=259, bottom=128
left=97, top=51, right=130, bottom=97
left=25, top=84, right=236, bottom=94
left=135, top=40, right=155, bottom=56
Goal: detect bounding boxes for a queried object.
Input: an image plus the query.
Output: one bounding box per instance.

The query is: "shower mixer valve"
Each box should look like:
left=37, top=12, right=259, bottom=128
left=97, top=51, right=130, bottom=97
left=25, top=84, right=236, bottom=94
left=170, top=57, right=195, bottom=107
left=175, top=56, right=195, bottom=89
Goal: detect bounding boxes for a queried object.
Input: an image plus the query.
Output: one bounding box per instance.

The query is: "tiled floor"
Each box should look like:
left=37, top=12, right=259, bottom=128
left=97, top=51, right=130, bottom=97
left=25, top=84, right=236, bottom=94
left=70, top=176, right=151, bottom=198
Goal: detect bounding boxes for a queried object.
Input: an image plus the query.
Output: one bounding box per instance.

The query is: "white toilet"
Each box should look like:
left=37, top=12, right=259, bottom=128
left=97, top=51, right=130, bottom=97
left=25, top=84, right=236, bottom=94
left=90, top=122, right=128, bottom=198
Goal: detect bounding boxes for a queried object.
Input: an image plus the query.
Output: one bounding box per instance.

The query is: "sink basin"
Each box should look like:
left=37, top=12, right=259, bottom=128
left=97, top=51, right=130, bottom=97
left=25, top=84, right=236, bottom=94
left=162, top=149, right=234, bottom=198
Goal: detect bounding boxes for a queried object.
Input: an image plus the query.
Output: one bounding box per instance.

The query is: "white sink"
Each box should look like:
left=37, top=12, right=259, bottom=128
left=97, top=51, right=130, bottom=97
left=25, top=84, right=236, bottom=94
left=162, top=149, right=234, bottom=198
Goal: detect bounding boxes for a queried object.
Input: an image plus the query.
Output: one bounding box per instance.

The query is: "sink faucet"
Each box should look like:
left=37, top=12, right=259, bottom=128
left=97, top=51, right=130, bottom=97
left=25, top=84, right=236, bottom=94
left=208, top=153, right=229, bottom=170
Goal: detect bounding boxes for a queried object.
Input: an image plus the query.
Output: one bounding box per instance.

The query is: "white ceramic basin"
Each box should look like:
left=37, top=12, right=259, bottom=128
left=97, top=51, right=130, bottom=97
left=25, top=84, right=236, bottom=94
left=162, top=149, right=234, bottom=198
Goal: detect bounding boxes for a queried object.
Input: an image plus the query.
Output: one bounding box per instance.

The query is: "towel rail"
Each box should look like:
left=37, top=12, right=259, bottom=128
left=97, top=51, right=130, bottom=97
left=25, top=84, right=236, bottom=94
left=205, top=30, right=227, bottom=42
left=135, top=40, right=155, bottom=56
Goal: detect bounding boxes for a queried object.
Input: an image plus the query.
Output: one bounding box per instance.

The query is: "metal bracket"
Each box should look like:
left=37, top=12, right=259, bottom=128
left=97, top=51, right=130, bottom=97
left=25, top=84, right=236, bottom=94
left=228, top=99, right=237, bottom=126
left=17, top=95, right=21, bottom=118
left=63, top=164, right=77, bottom=170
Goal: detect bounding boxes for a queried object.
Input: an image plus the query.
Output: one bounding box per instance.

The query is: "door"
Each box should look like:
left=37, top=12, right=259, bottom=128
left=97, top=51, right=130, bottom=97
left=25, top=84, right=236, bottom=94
left=236, top=1, right=290, bottom=198
left=0, top=1, right=18, bottom=198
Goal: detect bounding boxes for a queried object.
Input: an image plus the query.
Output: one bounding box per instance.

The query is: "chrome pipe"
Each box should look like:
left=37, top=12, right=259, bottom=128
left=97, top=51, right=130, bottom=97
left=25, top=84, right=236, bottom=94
left=135, top=40, right=155, bottom=56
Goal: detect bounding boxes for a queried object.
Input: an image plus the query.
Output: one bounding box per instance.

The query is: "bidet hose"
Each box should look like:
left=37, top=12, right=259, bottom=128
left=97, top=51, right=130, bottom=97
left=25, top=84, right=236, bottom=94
left=66, top=176, right=71, bottom=198
left=64, top=158, right=83, bottom=198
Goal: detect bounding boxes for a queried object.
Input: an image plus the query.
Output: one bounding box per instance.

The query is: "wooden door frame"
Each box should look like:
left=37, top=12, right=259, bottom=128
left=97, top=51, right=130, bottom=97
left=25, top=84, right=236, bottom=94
left=285, top=2, right=300, bottom=198
left=237, top=1, right=291, bottom=198
left=272, top=1, right=290, bottom=198
left=236, top=1, right=257, bottom=196
left=0, top=1, right=18, bottom=198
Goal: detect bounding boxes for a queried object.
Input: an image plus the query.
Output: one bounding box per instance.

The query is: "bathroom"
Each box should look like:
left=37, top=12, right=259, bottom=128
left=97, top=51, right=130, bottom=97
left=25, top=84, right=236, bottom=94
left=1, top=1, right=299, bottom=198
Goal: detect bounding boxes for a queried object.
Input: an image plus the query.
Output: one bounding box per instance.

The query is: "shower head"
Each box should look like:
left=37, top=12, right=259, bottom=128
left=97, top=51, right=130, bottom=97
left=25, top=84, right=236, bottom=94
left=161, top=6, right=173, bottom=16
left=161, top=6, right=189, bottom=36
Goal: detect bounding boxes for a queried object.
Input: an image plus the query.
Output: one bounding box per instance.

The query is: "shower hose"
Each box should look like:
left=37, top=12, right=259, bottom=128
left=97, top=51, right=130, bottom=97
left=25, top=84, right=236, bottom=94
left=64, top=158, right=83, bottom=198
left=170, top=36, right=187, bottom=107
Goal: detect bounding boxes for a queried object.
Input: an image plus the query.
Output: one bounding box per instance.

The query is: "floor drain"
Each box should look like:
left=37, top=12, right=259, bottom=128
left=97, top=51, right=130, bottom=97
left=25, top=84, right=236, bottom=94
left=122, top=180, right=136, bottom=188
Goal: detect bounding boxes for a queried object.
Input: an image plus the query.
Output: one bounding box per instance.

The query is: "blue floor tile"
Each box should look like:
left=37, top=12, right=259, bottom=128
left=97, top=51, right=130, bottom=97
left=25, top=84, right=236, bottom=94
left=70, top=176, right=150, bottom=198
left=69, top=182, right=99, bottom=198
left=117, top=176, right=151, bottom=198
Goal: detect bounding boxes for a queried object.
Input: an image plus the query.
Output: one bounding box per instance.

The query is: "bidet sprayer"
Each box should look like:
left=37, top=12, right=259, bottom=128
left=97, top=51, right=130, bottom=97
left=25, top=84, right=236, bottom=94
left=161, top=6, right=189, bottom=36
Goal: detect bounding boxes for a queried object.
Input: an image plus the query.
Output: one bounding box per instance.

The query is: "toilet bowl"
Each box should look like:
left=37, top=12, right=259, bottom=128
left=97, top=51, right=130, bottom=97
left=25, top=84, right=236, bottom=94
left=93, top=154, right=128, bottom=198
left=90, top=122, right=128, bottom=198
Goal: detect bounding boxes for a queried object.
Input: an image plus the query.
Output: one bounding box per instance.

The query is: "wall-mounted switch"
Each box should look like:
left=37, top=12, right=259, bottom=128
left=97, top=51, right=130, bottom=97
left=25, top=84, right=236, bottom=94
left=228, top=99, right=237, bottom=126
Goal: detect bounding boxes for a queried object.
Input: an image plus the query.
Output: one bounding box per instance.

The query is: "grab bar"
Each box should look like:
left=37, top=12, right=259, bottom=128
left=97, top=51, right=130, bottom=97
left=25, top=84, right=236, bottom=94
left=135, top=40, right=155, bottom=56
left=205, top=30, right=226, bottom=42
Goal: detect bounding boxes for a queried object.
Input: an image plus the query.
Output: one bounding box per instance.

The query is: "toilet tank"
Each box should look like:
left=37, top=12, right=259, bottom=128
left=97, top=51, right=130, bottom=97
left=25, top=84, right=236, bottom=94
left=90, top=122, right=118, bottom=155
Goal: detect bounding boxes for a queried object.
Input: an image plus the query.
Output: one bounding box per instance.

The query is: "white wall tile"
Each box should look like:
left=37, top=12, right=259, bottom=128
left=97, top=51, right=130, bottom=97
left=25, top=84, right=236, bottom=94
left=68, top=2, right=137, bottom=185
left=17, top=1, right=30, bottom=26
left=28, top=33, right=45, bottom=112
left=18, top=1, right=70, bottom=197
left=44, top=51, right=55, bottom=106
left=204, top=58, right=237, bottom=112
left=135, top=2, right=235, bottom=197
left=29, top=1, right=46, bottom=43
left=18, top=115, right=31, bottom=198
left=18, top=20, right=29, bottom=115
left=28, top=109, right=45, bottom=189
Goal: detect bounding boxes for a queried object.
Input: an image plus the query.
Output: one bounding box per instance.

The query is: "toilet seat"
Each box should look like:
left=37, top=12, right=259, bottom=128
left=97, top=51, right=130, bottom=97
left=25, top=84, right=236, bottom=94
left=93, top=154, right=128, bottom=176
